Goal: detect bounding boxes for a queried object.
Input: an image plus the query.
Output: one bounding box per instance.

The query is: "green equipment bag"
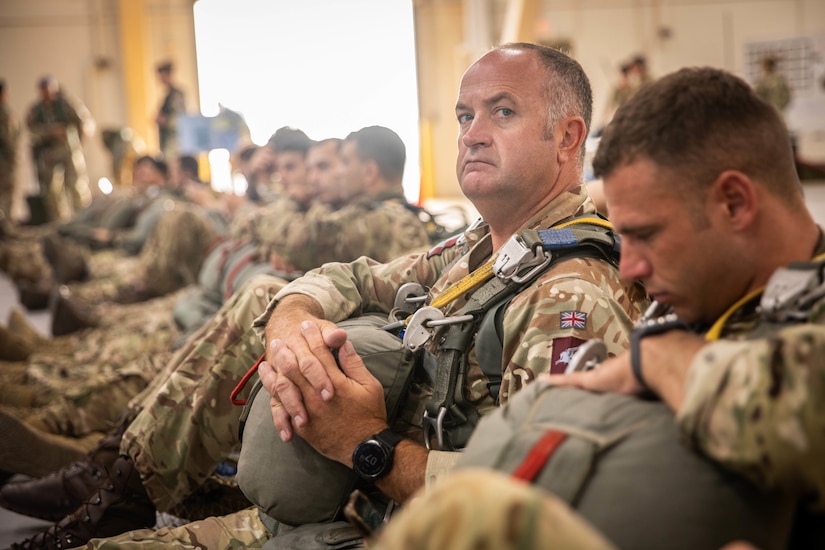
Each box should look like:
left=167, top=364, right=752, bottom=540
left=457, top=381, right=797, bottom=550
left=236, top=314, right=415, bottom=528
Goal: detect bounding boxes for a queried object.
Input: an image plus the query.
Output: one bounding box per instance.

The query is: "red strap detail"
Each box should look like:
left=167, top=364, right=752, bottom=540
left=223, top=253, right=256, bottom=301
left=230, top=353, right=266, bottom=406
left=511, top=430, right=568, bottom=482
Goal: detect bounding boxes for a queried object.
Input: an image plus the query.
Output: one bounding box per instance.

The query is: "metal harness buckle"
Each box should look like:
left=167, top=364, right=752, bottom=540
left=761, top=263, right=825, bottom=321
left=422, top=406, right=447, bottom=450
left=493, top=233, right=552, bottom=283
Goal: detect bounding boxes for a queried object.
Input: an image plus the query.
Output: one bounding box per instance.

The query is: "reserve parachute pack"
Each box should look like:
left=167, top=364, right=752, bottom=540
left=235, top=215, right=623, bottom=539
left=450, top=255, right=825, bottom=550
left=455, top=382, right=797, bottom=550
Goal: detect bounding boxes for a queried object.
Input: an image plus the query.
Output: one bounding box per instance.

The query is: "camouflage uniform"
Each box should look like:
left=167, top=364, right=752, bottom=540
left=0, top=95, right=20, bottom=218
left=84, top=185, right=645, bottom=549
left=69, top=196, right=226, bottom=305
left=678, top=236, right=825, bottom=510
left=372, top=469, right=617, bottom=550
left=262, top=186, right=646, bottom=412
left=280, top=191, right=432, bottom=272
left=0, top=290, right=185, bottom=439
left=755, top=73, right=791, bottom=114
left=26, top=91, right=93, bottom=221
left=157, top=83, right=185, bottom=161
left=120, top=274, right=286, bottom=513
left=174, top=192, right=431, bottom=335
left=115, top=194, right=431, bottom=516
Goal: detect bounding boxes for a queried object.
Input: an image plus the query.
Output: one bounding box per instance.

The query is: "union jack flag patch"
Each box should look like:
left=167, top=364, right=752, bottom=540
left=560, top=311, right=587, bottom=329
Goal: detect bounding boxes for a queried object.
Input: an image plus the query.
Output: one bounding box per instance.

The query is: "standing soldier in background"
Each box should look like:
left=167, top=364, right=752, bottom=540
left=754, top=54, right=791, bottom=117
left=26, top=75, right=94, bottom=223
left=0, top=79, right=20, bottom=220
left=155, top=60, right=186, bottom=160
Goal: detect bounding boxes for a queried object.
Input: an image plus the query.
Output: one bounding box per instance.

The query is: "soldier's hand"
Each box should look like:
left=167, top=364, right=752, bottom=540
left=263, top=298, right=348, bottom=440
left=261, top=322, right=387, bottom=461
left=544, top=353, right=641, bottom=395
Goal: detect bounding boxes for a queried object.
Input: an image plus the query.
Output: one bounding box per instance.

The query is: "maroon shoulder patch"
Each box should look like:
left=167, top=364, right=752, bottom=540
left=426, top=234, right=460, bottom=259
left=549, top=336, right=587, bottom=374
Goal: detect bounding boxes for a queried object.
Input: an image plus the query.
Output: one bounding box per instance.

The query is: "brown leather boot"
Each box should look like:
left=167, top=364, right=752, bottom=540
left=9, top=456, right=156, bottom=550
left=41, top=233, right=89, bottom=284
left=0, top=409, right=91, bottom=478
left=16, top=279, right=52, bottom=311
left=50, top=285, right=98, bottom=336
left=0, top=430, right=122, bottom=522
left=7, top=308, right=48, bottom=348
left=0, top=325, right=33, bottom=361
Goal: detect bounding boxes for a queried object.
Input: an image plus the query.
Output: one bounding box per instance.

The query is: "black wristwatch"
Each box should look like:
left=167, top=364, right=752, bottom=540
left=352, top=429, right=403, bottom=481
left=630, top=313, right=689, bottom=387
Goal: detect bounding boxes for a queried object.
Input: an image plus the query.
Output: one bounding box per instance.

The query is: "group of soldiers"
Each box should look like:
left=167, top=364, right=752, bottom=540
left=0, top=41, right=822, bottom=550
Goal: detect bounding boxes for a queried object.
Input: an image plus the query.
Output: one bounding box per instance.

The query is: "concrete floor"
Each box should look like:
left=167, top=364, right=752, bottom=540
left=1, top=181, right=825, bottom=546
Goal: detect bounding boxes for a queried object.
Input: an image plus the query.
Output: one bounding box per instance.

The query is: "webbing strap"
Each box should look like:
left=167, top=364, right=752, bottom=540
left=428, top=216, right=614, bottom=313
left=511, top=430, right=568, bottom=482
left=223, top=252, right=256, bottom=301
left=422, top=217, right=619, bottom=450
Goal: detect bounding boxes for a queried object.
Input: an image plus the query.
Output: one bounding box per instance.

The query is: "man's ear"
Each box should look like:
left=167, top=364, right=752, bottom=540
left=557, top=117, right=587, bottom=163
left=363, top=160, right=380, bottom=185
left=713, top=170, right=756, bottom=229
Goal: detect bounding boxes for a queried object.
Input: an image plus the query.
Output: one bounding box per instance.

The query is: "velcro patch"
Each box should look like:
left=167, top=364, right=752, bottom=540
left=426, top=234, right=460, bottom=258
left=560, top=310, right=587, bottom=329
left=550, top=336, right=586, bottom=374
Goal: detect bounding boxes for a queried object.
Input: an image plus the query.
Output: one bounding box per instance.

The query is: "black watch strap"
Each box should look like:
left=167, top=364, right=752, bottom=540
left=374, top=429, right=403, bottom=449
left=630, top=313, right=689, bottom=387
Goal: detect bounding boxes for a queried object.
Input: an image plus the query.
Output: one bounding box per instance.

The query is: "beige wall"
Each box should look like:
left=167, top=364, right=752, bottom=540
left=0, top=0, right=197, bottom=219
left=1, top=0, right=823, bottom=219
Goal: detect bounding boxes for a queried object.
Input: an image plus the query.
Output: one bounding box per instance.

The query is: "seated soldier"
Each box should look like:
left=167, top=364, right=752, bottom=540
left=20, top=42, right=647, bottom=549
left=375, top=67, right=825, bottom=549
left=0, top=126, right=437, bottom=545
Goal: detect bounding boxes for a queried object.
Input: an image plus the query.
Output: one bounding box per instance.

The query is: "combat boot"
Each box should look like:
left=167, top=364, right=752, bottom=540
left=0, top=430, right=122, bottom=522
left=0, top=409, right=95, bottom=478
left=0, top=325, right=34, bottom=361
left=9, top=456, right=156, bottom=550
left=50, top=285, right=98, bottom=336
left=16, top=279, right=52, bottom=311
left=7, top=308, right=48, bottom=348
left=41, top=233, right=89, bottom=283
left=112, top=282, right=154, bottom=305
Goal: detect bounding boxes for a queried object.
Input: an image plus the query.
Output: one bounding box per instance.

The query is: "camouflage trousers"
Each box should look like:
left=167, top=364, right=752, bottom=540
left=0, top=225, right=53, bottom=283
left=82, top=506, right=270, bottom=549
left=70, top=203, right=219, bottom=305
left=81, top=469, right=619, bottom=549
left=121, top=273, right=287, bottom=512
left=0, top=290, right=184, bottom=437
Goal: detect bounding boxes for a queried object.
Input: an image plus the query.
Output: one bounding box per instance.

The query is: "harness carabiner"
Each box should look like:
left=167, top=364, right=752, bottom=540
left=493, top=232, right=552, bottom=283
left=422, top=406, right=447, bottom=451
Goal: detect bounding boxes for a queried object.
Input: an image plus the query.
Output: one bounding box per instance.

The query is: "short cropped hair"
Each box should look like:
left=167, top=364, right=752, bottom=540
left=593, top=67, right=798, bottom=202
left=345, top=126, right=406, bottom=183
left=156, top=61, right=173, bottom=74
left=312, top=137, right=343, bottom=153
left=494, top=43, right=593, bottom=164
left=178, top=155, right=200, bottom=180
left=267, top=126, right=314, bottom=156
left=135, top=154, right=168, bottom=177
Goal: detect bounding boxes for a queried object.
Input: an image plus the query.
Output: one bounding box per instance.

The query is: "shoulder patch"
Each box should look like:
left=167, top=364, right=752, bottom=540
left=427, top=234, right=460, bottom=259
left=550, top=336, right=587, bottom=374
left=560, top=310, right=587, bottom=330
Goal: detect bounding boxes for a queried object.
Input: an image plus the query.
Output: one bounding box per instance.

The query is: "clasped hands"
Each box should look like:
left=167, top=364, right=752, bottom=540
left=257, top=318, right=389, bottom=468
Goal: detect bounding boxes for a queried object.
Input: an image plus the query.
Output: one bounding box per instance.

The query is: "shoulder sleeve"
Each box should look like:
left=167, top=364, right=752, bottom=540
left=268, top=246, right=454, bottom=324
left=496, top=256, right=646, bottom=404
left=677, top=324, right=825, bottom=509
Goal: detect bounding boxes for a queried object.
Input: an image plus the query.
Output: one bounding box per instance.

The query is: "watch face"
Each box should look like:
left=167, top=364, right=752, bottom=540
left=354, top=441, right=388, bottom=479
